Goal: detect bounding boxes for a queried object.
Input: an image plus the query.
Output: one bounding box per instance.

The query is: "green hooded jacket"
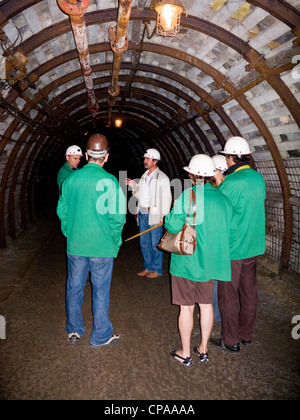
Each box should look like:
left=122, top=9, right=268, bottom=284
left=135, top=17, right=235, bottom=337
left=164, top=184, right=237, bottom=283
left=57, top=162, right=126, bottom=258
left=218, top=167, right=266, bottom=260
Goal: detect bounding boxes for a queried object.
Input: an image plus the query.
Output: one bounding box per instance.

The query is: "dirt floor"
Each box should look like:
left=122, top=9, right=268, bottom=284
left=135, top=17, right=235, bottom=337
left=0, top=213, right=299, bottom=401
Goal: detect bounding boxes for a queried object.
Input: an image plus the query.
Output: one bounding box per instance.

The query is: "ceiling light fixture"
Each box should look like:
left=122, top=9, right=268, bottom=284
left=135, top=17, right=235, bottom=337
left=154, top=0, right=185, bottom=37
left=115, top=119, right=122, bottom=128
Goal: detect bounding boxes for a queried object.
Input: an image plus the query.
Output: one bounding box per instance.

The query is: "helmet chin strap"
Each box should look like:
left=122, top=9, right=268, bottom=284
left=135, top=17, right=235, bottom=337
left=86, top=149, right=108, bottom=158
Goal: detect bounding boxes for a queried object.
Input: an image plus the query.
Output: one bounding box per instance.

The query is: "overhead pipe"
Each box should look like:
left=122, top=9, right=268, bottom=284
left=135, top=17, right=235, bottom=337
left=57, top=0, right=99, bottom=124
left=106, top=0, right=133, bottom=126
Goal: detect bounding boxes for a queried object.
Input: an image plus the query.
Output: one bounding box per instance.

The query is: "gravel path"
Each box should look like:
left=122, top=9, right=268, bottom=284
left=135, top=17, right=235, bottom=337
left=0, top=214, right=299, bottom=400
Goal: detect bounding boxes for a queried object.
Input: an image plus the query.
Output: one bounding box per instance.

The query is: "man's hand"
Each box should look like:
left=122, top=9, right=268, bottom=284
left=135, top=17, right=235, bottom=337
left=125, top=178, right=137, bottom=189
left=214, top=171, right=225, bottom=187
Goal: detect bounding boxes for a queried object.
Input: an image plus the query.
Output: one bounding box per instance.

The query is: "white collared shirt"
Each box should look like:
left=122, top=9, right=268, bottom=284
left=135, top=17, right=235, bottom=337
left=139, top=168, right=158, bottom=207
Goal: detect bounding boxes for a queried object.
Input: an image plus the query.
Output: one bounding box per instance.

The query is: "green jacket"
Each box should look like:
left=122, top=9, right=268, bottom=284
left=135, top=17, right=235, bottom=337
left=57, top=162, right=74, bottom=195
left=218, top=167, right=266, bottom=260
left=164, top=184, right=237, bottom=283
left=57, top=162, right=126, bottom=258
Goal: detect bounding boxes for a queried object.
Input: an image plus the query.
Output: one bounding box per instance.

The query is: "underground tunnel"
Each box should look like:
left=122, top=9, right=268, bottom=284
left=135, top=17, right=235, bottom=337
left=0, top=0, right=300, bottom=401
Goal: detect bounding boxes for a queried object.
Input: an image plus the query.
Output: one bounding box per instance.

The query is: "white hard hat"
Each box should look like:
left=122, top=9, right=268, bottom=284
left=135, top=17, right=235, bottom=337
left=66, top=145, right=83, bottom=156
left=219, top=136, right=252, bottom=155
left=184, top=154, right=217, bottom=177
left=212, top=154, right=228, bottom=172
left=143, top=148, right=161, bottom=160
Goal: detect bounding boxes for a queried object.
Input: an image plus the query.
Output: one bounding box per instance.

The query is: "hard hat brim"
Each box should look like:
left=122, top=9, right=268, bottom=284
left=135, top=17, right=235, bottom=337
left=143, top=154, right=160, bottom=160
left=183, top=166, right=216, bottom=176
left=219, top=150, right=252, bottom=155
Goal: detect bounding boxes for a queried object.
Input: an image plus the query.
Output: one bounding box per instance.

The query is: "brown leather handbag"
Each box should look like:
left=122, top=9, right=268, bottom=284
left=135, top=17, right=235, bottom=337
left=158, top=189, right=197, bottom=255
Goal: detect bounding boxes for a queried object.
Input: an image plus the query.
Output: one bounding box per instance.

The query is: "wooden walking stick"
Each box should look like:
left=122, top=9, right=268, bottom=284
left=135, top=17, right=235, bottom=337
left=124, top=224, right=162, bottom=242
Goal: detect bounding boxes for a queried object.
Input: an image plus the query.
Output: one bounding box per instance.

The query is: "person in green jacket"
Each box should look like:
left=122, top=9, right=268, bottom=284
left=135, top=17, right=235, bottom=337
left=165, top=154, right=236, bottom=366
left=57, top=145, right=83, bottom=195
left=210, top=136, right=266, bottom=353
left=57, top=134, right=126, bottom=346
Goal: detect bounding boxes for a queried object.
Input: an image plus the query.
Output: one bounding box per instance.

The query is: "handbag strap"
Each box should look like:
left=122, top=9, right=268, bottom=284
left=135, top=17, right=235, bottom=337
left=187, top=189, right=196, bottom=225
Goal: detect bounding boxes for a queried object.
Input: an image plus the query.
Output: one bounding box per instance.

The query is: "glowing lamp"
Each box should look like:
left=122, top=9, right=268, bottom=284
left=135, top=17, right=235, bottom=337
left=115, top=119, right=122, bottom=128
left=155, top=0, right=185, bottom=36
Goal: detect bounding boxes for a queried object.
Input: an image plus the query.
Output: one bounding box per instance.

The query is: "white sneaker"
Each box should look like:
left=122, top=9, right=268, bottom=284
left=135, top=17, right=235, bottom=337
left=90, top=334, right=120, bottom=347
left=68, top=332, right=80, bottom=344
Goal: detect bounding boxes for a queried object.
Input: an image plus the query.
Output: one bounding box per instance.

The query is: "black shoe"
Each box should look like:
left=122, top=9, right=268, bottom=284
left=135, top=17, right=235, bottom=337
left=210, top=338, right=240, bottom=353
left=194, top=346, right=209, bottom=363
left=170, top=349, right=193, bottom=367
left=240, top=339, right=251, bottom=346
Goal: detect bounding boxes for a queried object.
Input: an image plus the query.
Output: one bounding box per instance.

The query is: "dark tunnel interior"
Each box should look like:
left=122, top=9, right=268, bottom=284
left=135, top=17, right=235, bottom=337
left=0, top=0, right=300, bottom=401
left=0, top=0, right=300, bottom=275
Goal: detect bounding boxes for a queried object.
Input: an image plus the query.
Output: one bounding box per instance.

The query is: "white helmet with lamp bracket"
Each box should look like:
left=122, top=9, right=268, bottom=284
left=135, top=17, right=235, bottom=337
left=219, top=136, right=252, bottom=156
left=143, top=148, right=161, bottom=160
left=65, top=145, right=83, bottom=156
left=184, top=154, right=217, bottom=177
left=212, top=154, right=228, bottom=172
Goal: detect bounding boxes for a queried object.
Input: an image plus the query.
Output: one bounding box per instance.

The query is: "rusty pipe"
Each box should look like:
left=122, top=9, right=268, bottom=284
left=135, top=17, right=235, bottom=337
left=108, top=0, right=133, bottom=94
left=57, top=0, right=99, bottom=115
left=107, top=0, right=133, bottom=125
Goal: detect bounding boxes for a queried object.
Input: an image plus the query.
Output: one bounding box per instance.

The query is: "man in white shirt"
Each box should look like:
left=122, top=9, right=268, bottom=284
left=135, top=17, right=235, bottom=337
left=126, top=149, right=172, bottom=278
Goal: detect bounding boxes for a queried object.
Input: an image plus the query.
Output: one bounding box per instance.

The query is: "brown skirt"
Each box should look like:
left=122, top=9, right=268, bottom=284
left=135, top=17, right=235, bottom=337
left=171, top=276, right=214, bottom=305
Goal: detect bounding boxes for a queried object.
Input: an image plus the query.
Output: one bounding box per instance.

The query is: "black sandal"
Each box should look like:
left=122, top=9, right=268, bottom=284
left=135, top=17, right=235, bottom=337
left=194, top=346, right=209, bottom=363
left=170, top=349, right=192, bottom=367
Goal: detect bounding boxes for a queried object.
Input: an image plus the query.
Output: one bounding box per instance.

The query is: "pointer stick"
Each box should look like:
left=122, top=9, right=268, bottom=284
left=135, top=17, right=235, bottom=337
left=124, top=223, right=162, bottom=242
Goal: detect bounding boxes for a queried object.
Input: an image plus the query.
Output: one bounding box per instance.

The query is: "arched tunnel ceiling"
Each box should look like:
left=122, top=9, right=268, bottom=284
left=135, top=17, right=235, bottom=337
left=0, top=0, right=300, bottom=272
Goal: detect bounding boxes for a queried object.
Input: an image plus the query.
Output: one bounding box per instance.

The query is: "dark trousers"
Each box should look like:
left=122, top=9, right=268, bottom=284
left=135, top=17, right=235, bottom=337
left=218, top=257, right=258, bottom=345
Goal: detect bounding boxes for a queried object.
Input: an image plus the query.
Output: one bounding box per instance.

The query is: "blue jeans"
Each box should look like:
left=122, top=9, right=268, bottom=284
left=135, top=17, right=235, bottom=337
left=138, top=210, right=163, bottom=275
left=66, top=254, right=114, bottom=345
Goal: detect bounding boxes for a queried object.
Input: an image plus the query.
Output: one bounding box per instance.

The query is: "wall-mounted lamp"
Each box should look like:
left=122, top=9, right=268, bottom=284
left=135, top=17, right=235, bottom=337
left=154, top=0, right=185, bottom=37
left=115, top=119, right=122, bottom=128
